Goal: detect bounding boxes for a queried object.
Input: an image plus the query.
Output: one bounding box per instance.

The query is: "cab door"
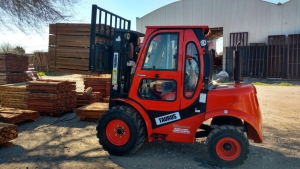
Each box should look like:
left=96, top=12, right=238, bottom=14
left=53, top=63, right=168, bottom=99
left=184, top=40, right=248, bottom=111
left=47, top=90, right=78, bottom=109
left=129, top=30, right=184, bottom=129
left=181, top=29, right=205, bottom=111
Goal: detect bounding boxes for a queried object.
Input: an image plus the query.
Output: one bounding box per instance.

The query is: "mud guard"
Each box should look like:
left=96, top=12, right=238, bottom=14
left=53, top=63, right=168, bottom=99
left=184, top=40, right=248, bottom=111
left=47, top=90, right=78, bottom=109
left=111, top=98, right=153, bottom=140
left=205, top=109, right=263, bottom=143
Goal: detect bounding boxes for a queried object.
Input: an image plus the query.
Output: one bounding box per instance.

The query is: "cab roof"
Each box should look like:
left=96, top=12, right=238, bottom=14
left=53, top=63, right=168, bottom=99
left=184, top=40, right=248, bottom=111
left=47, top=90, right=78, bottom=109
left=146, top=25, right=209, bottom=31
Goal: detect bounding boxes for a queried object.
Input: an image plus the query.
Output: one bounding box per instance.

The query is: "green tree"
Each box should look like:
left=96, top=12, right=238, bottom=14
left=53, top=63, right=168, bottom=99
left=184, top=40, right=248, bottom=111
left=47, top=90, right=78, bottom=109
left=0, top=0, right=79, bottom=34
left=13, top=46, right=26, bottom=54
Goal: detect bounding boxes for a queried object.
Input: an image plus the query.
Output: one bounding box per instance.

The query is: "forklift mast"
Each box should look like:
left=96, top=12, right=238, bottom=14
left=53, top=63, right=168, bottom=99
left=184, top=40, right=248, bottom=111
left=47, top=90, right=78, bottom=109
left=89, top=5, right=144, bottom=106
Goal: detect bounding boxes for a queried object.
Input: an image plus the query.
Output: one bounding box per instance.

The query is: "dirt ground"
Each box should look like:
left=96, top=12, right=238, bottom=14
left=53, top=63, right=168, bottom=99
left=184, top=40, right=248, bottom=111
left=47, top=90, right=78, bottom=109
left=0, top=74, right=300, bottom=169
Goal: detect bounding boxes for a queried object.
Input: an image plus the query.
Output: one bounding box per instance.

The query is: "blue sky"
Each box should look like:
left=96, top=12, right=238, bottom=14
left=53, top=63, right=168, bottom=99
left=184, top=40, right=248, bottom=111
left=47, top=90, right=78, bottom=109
left=0, top=0, right=289, bottom=53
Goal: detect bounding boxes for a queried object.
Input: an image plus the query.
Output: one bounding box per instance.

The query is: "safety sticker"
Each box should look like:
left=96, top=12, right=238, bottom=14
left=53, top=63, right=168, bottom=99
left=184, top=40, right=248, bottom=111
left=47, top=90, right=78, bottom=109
left=112, top=52, right=118, bottom=85
left=199, top=93, right=206, bottom=103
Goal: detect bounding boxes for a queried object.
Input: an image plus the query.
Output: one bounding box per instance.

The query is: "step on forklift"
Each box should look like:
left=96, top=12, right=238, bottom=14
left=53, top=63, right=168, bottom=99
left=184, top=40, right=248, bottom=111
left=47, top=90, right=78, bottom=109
left=89, top=5, right=262, bottom=168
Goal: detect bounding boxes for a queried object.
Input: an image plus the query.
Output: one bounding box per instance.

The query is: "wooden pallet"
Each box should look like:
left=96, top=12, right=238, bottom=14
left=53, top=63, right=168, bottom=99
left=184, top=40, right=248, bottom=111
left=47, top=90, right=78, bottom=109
left=0, top=122, right=18, bottom=145
left=76, top=102, right=108, bottom=121
left=0, top=108, right=40, bottom=124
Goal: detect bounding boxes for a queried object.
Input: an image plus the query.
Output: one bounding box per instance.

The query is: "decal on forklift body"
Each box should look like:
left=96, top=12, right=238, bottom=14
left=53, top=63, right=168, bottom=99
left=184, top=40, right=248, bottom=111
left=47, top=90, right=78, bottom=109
left=155, top=112, right=181, bottom=125
left=173, top=128, right=191, bottom=134
left=116, top=36, right=121, bottom=41
left=112, top=53, right=118, bottom=85
left=199, top=93, right=206, bottom=103
left=200, top=40, right=207, bottom=46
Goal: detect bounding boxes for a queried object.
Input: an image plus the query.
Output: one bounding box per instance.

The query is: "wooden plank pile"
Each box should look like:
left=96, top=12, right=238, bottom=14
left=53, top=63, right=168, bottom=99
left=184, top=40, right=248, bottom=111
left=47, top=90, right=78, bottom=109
left=0, top=108, right=39, bottom=124
left=27, top=80, right=77, bottom=117
left=0, top=83, right=28, bottom=109
left=0, top=122, right=18, bottom=145
left=76, top=92, right=102, bottom=107
left=33, top=52, right=49, bottom=71
left=0, top=54, right=29, bottom=85
left=84, top=76, right=111, bottom=100
left=48, top=23, right=113, bottom=74
left=76, top=87, right=102, bottom=107
left=76, top=102, right=109, bottom=121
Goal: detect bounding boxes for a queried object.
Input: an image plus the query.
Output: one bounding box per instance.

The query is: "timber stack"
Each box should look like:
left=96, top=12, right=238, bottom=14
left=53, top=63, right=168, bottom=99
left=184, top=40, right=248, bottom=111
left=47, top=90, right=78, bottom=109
left=84, top=76, right=111, bottom=99
left=48, top=23, right=113, bottom=74
left=0, top=54, right=29, bottom=85
left=0, top=83, right=28, bottom=109
left=0, top=108, right=39, bottom=124
left=76, top=92, right=101, bottom=107
left=0, top=122, right=18, bottom=145
left=27, top=80, right=77, bottom=117
left=76, top=102, right=109, bottom=121
left=32, top=52, right=49, bottom=71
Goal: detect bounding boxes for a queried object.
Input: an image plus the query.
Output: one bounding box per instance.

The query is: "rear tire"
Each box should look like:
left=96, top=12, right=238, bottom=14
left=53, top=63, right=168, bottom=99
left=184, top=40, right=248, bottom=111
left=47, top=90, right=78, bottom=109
left=96, top=105, right=146, bottom=156
left=206, top=125, right=249, bottom=167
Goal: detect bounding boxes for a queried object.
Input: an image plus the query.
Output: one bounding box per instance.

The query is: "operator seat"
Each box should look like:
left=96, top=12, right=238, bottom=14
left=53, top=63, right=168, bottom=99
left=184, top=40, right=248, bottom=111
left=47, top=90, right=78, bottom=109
left=160, top=81, right=176, bottom=101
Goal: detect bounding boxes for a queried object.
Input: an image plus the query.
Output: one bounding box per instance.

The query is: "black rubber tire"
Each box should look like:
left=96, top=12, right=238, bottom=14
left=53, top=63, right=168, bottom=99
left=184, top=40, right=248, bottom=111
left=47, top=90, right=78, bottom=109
left=206, top=125, right=250, bottom=168
left=96, top=105, right=146, bottom=156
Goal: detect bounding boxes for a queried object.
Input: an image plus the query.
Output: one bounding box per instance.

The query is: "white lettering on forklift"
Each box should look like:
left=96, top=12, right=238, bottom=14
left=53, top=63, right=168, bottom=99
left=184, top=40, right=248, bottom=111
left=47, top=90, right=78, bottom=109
left=173, top=124, right=190, bottom=129
left=112, top=53, right=119, bottom=85
left=155, top=112, right=181, bottom=125
left=173, top=128, right=190, bottom=134
left=199, top=93, right=206, bottom=103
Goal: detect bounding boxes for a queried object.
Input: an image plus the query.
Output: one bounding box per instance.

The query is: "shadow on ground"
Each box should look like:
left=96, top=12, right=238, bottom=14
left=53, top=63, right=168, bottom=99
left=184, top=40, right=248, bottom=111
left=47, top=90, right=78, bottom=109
left=1, top=113, right=299, bottom=169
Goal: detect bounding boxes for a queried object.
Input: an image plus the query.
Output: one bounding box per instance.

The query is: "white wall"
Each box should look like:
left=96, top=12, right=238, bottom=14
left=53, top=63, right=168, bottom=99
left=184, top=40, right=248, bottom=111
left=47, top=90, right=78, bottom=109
left=136, top=0, right=300, bottom=46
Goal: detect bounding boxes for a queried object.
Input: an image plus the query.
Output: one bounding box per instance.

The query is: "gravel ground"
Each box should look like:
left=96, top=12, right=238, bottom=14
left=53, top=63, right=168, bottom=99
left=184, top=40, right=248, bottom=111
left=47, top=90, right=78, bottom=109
left=0, top=74, right=299, bottom=169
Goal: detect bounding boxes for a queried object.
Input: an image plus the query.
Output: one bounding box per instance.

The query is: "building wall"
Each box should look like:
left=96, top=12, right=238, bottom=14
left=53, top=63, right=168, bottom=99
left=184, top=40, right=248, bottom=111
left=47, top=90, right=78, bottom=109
left=136, top=0, right=300, bottom=46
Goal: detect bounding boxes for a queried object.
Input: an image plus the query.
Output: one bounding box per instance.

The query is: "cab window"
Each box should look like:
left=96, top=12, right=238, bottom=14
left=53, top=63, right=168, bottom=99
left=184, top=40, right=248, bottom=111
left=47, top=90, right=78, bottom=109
left=142, top=33, right=178, bottom=70
left=138, top=79, right=177, bottom=101
left=184, top=42, right=200, bottom=98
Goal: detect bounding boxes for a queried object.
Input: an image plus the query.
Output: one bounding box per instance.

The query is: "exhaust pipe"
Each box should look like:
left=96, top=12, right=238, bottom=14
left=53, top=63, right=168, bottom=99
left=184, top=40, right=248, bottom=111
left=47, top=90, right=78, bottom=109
left=233, top=41, right=243, bottom=84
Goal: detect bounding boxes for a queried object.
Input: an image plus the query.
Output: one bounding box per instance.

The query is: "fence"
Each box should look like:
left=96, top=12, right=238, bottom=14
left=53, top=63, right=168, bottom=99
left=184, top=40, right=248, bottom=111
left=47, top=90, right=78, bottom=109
left=225, top=45, right=266, bottom=78
left=225, top=34, right=300, bottom=79
left=267, top=35, right=286, bottom=78
left=287, top=34, right=300, bottom=79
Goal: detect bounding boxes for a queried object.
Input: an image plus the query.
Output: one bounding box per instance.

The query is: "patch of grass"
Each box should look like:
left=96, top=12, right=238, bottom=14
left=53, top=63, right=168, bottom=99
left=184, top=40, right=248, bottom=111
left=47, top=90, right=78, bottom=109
left=252, top=82, right=298, bottom=86
left=38, top=71, right=46, bottom=76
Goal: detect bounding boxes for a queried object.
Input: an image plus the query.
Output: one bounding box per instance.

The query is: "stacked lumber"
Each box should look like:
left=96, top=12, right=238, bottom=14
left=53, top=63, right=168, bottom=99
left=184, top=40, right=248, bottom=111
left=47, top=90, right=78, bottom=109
left=76, top=91, right=101, bottom=107
left=48, top=23, right=113, bottom=74
left=27, top=80, right=77, bottom=117
left=76, top=102, right=109, bottom=121
left=0, top=122, right=18, bottom=145
left=33, top=52, right=49, bottom=71
left=0, top=83, right=28, bottom=109
left=0, top=108, right=39, bottom=124
left=84, top=76, right=111, bottom=98
left=0, top=54, right=29, bottom=84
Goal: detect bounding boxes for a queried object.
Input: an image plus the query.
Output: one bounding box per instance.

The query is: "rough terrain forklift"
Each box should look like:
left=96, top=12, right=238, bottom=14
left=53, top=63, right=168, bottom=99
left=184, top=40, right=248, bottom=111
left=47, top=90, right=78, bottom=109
left=89, top=5, right=263, bottom=167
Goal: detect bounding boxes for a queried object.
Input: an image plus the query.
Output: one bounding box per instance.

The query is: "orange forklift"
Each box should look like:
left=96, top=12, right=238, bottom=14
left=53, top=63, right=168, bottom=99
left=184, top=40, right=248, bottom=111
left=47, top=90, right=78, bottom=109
left=89, top=5, right=262, bottom=167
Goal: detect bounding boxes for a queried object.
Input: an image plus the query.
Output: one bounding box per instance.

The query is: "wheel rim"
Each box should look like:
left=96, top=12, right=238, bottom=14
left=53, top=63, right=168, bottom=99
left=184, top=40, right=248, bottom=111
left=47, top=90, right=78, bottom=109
left=216, top=137, right=241, bottom=161
left=106, top=119, right=130, bottom=146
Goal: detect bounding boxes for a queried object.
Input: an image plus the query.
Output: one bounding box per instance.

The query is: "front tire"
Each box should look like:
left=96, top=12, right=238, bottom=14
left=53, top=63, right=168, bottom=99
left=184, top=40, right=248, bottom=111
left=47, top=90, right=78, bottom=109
left=206, top=125, right=249, bottom=167
left=96, top=105, right=146, bottom=156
